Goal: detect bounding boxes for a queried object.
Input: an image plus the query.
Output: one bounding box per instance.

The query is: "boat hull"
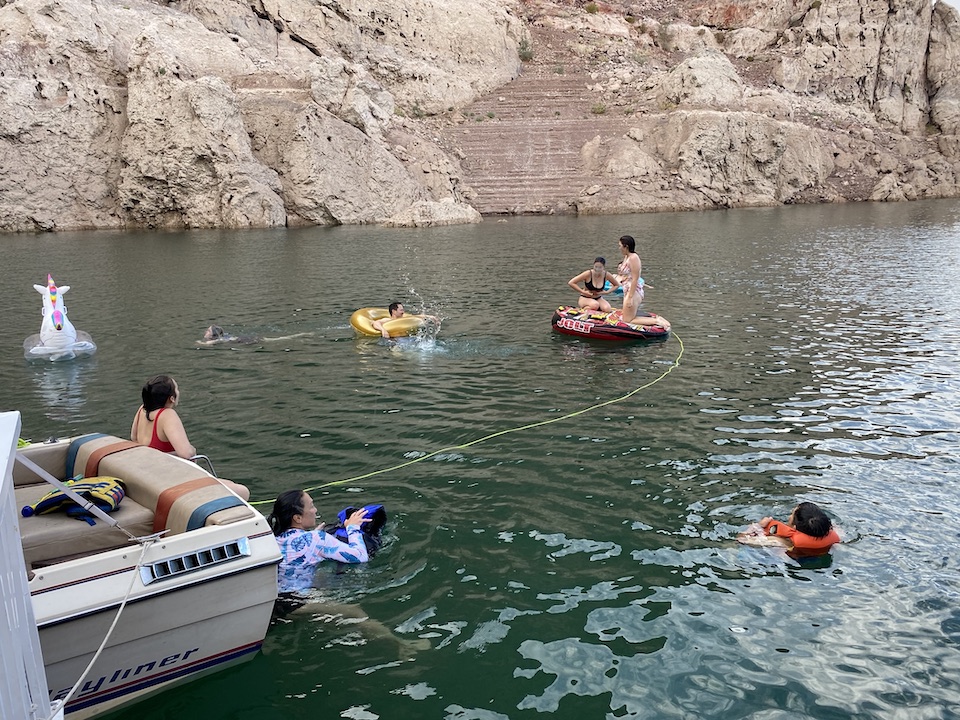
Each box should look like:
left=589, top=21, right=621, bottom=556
left=551, top=306, right=669, bottom=342
left=15, top=434, right=281, bottom=719
left=37, top=553, right=278, bottom=718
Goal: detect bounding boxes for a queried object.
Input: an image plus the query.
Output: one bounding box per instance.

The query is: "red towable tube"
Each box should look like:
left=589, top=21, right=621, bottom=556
left=551, top=306, right=670, bottom=342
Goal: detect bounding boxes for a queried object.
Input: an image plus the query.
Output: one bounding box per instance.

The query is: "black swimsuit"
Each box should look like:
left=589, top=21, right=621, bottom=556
left=584, top=273, right=605, bottom=293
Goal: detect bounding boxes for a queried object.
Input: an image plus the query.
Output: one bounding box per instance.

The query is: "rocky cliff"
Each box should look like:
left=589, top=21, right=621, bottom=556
left=0, top=0, right=523, bottom=230
left=2, top=0, right=959, bottom=231
left=437, top=0, right=960, bottom=215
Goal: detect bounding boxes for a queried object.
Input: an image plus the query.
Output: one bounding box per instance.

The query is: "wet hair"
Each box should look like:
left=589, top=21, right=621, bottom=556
left=792, top=502, right=833, bottom=539
left=208, top=325, right=224, bottom=340
left=388, top=302, right=402, bottom=315
left=268, top=489, right=307, bottom=536
left=594, top=257, right=606, bottom=265
left=141, top=375, right=177, bottom=419
left=619, top=235, right=636, bottom=253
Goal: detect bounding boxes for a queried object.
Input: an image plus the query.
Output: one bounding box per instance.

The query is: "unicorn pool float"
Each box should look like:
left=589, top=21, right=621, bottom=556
left=23, top=274, right=97, bottom=361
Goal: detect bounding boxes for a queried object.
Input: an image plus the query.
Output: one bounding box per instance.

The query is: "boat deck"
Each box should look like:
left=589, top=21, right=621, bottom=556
left=15, top=436, right=254, bottom=572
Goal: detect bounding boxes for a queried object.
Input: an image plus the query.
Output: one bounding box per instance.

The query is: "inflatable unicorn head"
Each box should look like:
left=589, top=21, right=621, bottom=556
left=23, top=274, right=97, bottom=361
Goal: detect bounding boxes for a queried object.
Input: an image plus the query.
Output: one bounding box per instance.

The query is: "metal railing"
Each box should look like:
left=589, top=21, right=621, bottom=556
left=189, top=454, right=218, bottom=477
left=0, top=411, right=62, bottom=720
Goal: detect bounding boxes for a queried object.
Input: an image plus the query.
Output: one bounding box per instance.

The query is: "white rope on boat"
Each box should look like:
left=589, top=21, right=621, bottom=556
left=49, top=534, right=160, bottom=716
left=14, top=451, right=170, bottom=717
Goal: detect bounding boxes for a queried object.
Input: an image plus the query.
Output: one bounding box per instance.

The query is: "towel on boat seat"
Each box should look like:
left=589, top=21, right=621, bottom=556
left=21, top=476, right=125, bottom=526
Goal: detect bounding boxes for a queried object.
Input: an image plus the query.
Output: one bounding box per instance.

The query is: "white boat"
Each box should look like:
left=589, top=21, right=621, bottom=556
left=1, top=411, right=280, bottom=719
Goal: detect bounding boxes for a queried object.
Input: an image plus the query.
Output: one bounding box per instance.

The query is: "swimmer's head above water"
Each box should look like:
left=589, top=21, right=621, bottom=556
left=204, top=325, right=225, bottom=341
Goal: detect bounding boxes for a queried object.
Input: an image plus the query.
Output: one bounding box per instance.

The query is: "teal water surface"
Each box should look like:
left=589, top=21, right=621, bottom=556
left=3, top=201, right=960, bottom=719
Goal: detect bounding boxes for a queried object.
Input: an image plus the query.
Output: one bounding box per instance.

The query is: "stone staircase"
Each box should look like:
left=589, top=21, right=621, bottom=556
left=436, top=31, right=644, bottom=215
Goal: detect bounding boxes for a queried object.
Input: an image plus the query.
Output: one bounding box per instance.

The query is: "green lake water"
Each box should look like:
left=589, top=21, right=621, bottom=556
left=3, top=200, right=960, bottom=719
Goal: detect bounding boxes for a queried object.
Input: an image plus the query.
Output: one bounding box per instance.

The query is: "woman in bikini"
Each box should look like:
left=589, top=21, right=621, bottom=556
left=615, top=235, right=670, bottom=330
left=131, top=374, right=250, bottom=500
left=568, top=257, right=620, bottom=313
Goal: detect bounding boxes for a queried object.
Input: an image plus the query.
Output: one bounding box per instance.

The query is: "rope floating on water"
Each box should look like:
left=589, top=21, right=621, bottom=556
left=250, top=333, right=684, bottom=506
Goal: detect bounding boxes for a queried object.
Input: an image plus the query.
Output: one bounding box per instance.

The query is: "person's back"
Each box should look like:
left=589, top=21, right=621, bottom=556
left=131, top=375, right=195, bottom=458
left=761, top=502, right=839, bottom=558
left=137, top=407, right=176, bottom=453
left=131, top=374, right=250, bottom=500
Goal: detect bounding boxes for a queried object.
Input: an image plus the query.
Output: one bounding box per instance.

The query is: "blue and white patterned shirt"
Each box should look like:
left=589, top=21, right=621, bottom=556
left=275, top=526, right=369, bottom=592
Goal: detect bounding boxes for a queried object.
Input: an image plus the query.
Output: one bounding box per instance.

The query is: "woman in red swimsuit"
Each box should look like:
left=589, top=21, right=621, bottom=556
left=130, top=375, right=195, bottom=458
left=130, top=375, right=250, bottom=500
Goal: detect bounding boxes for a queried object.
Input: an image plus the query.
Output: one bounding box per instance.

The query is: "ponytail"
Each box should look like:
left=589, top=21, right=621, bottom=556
left=268, top=489, right=306, bottom=536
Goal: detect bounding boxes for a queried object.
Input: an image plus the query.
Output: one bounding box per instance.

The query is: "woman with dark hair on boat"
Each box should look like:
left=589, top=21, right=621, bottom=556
left=131, top=374, right=250, bottom=500
left=269, top=490, right=370, bottom=593
left=131, top=375, right=194, bottom=458
left=568, top=257, right=620, bottom=313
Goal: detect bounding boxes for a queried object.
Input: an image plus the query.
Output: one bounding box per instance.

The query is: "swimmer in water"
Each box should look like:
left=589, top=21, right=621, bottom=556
left=198, top=325, right=260, bottom=345
left=739, top=501, right=840, bottom=559
left=198, top=324, right=310, bottom=346
left=371, top=303, right=441, bottom=339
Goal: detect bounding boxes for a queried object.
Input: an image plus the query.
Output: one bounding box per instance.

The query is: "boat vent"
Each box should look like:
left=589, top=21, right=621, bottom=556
left=140, top=537, right=251, bottom=585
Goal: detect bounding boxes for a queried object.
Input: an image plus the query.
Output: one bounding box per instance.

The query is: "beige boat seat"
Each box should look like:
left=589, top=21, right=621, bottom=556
left=16, top=434, right=255, bottom=570
left=69, top=435, right=254, bottom=534
left=16, top=483, right=154, bottom=569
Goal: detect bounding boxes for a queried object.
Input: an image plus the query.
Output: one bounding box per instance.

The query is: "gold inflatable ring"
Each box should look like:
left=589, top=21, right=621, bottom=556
left=350, top=307, right=428, bottom=338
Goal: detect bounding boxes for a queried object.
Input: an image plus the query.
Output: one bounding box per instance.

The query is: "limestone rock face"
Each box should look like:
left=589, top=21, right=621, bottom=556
left=0, top=0, right=153, bottom=231
left=0, top=0, right=520, bottom=231
left=180, top=0, right=526, bottom=114
left=6, top=0, right=960, bottom=230
left=582, top=133, right=661, bottom=180
left=776, top=0, right=931, bottom=133
left=928, top=2, right=960, bottom=135
left=688, top=0, right=796, bottom=31
left=239, top=94, right=424, bottom=225
left=652, top=53, right=745, bottom=110
left=383, top=198, right=483, bottom=227
left=577, top=110, right=835, bottom=212
left=118, top=19, right=286, bottom=229
left=657, top=111, right=835, bottom=207
left=690, top=0, right=935, bottom=133
left=720, top=28, right=778, bottom=59
left=448, top=0, right=960, bottom=217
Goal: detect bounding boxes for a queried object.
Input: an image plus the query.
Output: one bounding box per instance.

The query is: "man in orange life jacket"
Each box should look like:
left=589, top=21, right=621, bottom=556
left=760, top=501, right=840, bottom=559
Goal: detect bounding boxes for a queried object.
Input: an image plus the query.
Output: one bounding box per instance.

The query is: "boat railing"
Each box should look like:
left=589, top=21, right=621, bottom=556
left=0, top=412, right=62, bottom=720
left=190, top=454, right=218, bottom=477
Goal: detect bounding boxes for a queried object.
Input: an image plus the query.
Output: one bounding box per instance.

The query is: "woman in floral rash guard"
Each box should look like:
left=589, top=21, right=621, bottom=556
left=268, top=489, right=370, bottom=592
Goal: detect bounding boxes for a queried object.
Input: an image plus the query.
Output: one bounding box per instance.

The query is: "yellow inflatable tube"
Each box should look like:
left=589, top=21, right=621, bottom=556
left=350, top=307, right=427, bottom=338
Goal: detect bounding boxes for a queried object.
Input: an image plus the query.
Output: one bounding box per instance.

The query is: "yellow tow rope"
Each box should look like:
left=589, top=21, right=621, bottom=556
left=250, top=332, right=685, bottom=506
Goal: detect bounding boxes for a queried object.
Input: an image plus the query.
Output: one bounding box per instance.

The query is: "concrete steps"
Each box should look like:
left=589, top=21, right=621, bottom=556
left=437, top=54, right=638, bottom=214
